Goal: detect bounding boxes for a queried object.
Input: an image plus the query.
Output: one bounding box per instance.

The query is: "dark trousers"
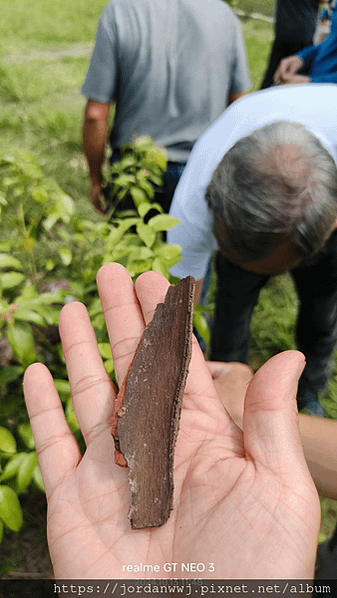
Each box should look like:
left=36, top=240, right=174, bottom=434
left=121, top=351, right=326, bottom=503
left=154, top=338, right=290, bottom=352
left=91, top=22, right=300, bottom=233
left=260, top=39, right=312, bottom=89
left=210, top=231, right=337, bottom=397
left=156, top=161, right=186, bottom=213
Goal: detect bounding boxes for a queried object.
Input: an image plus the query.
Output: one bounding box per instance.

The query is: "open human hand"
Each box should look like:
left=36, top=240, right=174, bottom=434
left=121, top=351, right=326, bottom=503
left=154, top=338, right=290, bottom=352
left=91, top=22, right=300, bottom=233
left=23, top=263, right=320, bottom=579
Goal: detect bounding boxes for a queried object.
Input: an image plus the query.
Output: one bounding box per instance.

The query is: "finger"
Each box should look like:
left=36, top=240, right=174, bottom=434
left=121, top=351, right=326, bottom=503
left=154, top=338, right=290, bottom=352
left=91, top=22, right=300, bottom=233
left=96, top=262, right=145, bottom=385
left=134, top=269, right=171, bottom=324
left=243, top=350, right=308, bottom=474
left=273, top=67, right=281, bottom=82
left=23, top=363, right=81, bottom=498
left=59, top=301, right=116, bottom=446
left=210, top=362, right=253, bottom=428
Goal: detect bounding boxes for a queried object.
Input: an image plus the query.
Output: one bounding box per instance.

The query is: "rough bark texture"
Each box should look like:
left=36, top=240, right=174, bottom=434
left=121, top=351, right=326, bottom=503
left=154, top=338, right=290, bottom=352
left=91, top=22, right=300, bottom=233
left=112, top=276, right=195, bottom=529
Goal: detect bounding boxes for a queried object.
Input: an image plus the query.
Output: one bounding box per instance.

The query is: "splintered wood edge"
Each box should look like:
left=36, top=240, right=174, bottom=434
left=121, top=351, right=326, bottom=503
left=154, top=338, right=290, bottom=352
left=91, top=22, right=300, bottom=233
left=112, top=276, right=195, bottom=529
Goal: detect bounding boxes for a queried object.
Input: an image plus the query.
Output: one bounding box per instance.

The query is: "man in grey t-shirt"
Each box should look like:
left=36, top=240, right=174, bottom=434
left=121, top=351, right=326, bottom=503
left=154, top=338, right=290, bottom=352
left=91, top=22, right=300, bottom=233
left=81, top=0, right=251, bottom=213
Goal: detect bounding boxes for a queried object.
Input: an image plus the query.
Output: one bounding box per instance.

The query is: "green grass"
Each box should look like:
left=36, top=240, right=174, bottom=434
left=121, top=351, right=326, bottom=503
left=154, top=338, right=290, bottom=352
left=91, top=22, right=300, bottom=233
left=237, top=0, right=274, bottom=16
left=0, top=0, right=336, bottom=564
left=0, top=0, right=107, bottom=54
left=241, top=19, right=273, bottom=89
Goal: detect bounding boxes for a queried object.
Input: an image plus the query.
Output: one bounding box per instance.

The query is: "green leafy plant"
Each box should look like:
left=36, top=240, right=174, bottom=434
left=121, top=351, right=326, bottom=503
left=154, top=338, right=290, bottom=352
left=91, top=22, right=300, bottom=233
left=104, top=135, right=167, bottom=214
left=0, top=137, right=210, bottom=544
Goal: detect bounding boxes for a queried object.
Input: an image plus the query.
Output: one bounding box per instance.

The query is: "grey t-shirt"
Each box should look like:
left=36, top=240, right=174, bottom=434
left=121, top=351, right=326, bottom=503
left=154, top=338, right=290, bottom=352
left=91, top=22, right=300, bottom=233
left=81, top=0, right=251, bottom=162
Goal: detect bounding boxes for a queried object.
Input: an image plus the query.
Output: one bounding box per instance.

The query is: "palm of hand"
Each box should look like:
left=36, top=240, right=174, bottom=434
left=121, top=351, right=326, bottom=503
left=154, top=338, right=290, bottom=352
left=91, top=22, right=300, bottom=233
left=47, top=359, right=316, bottom=580
left=24, top=264, right=319, bottom=580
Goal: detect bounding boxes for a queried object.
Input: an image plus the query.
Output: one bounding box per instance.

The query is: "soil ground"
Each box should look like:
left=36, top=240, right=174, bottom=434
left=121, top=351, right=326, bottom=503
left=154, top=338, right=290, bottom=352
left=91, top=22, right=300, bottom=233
left=0, top=491, right=52, bottom=579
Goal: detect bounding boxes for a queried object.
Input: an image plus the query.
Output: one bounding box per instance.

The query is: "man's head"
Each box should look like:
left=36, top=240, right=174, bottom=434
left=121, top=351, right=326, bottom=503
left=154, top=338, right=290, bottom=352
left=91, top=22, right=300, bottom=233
left=206, top=121, right=337, bottom=274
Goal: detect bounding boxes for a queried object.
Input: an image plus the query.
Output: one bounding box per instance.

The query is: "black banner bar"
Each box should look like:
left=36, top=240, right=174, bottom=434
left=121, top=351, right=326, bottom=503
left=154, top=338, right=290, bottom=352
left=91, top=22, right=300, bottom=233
left=0, top=578, right=336, bottom=598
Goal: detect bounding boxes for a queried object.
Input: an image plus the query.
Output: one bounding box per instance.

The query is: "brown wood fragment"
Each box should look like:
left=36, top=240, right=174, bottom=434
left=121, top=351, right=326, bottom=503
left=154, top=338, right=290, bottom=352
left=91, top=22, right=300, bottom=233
left=112, top=276, right=195, bottom=529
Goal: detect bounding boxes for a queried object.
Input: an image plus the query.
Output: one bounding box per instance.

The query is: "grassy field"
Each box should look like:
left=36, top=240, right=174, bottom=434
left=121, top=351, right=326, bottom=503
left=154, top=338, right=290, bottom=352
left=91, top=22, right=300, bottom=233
left=1, top=0, right=337, bottom=577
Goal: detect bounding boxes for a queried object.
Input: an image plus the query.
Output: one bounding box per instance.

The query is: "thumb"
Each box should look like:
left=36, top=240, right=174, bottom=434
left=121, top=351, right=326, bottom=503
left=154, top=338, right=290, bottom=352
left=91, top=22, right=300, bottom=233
left=243, top=350, right=308, bottom=476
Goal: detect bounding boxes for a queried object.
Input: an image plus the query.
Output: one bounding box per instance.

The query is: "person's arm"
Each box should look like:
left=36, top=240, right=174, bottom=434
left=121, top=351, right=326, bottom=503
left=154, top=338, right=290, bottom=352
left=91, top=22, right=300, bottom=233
left=209, top=361, right=337, bottom=500
left=310, top=72, right=337, bottom=84
left=227, top=91, right=247, bottom=106
left=299, top=414, right=337, bottom=500
left=83, top=99, right=111, bottom=214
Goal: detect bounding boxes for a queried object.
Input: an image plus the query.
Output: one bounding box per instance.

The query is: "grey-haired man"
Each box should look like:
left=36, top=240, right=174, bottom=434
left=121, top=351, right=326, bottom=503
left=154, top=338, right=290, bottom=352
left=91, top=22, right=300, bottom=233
left=168, top=84, right=337, bottom=416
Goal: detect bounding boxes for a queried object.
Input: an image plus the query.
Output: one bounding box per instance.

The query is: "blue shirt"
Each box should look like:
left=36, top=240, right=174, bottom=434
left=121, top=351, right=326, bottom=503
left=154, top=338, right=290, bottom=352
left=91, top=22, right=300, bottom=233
left=297, top=3, right=337, bottom=83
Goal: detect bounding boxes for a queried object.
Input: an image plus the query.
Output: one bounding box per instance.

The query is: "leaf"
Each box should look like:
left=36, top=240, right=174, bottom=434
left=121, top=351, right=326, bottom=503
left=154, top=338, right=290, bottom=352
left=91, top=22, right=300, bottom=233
left=136, top=176, right=155, bottom=199
left=23, top=237, right=36, bottom=252
left=0, top=427, right=17, bottom=455
left=0, top=193, right=8, bottom=207
left=0, top=485, right=23, bottom=531
left=43, top=212, right=59, bottom=231
left=151, top=257, right=169, bottom=278
left=0, top=254, right=23, bottom=271
left=193, top=311, right=210, bottom=345
left=0, top=365, right=23, bottom=386
left=32, top=187, right=48, bottom=203
left=13, top=308, right=46, bottom=326
left=104, top=358, right=114, bottom=375
left=130, top=186, right=148, bottom=208
left=118, top=154, right=137, bottom=170
left=138, top=202, right=153, bottom=218
left=136, top=222, right=156, bottom=248
left=98, top=342, right=112, bottom=360
left=146, top=171, right=164, bottom=187
left=148, top=214, right=180, bottom=232
left=16, top=452, right=38, bottom=493
left=138, top=202, right=162, bottom=218
left=0, top=271, right=25, bottom=290
left=146, top=147, right=167, bottom=171
left=45, top=259, right=55, bottom=271
left=33, top=464, right=45, bottom=493
left=29, top=292, right=64, bottom=305
left=57, top=193, right=75, bottom=218
left=54, top=379, right=71, bottom=395
left=59, top=247, right=72, bottom=266
left=156, top=244, right=182, bottom=261
left=65, top=397, right=80, bottom=433
left=17, top=423, right=35, bottom=450
left=113, top=174, right=136, bottom=188
left=0, top=453, right=26, bottom=483
left=126, top=259, right=153, bottom=277
left=6, top=321, right=36, bottom=366
left=106, top=218, right=140, bottom=248
left=133, top=135, right=154, bottom=150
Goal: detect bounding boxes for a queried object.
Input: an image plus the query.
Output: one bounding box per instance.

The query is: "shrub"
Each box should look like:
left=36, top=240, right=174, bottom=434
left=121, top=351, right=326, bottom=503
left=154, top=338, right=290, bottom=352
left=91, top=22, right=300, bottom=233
left=0, top=137, right=209, bottom=540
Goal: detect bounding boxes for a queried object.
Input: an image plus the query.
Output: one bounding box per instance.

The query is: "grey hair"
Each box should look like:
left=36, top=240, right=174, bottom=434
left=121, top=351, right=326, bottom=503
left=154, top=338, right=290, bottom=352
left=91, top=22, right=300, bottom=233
left=206, top=121, right=337, bottom=261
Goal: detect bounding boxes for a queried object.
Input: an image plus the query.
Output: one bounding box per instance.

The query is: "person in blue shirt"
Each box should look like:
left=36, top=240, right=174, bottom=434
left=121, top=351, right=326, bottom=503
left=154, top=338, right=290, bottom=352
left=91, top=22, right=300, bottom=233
left=274, top=0, right=337, bottom=84
left=260, top=0, right=321, bottom=89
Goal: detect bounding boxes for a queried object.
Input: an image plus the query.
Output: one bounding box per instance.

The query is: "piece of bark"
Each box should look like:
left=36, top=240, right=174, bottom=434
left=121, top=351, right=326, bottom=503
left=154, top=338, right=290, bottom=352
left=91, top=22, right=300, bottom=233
left=112, top=276, right=195, bottom=529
